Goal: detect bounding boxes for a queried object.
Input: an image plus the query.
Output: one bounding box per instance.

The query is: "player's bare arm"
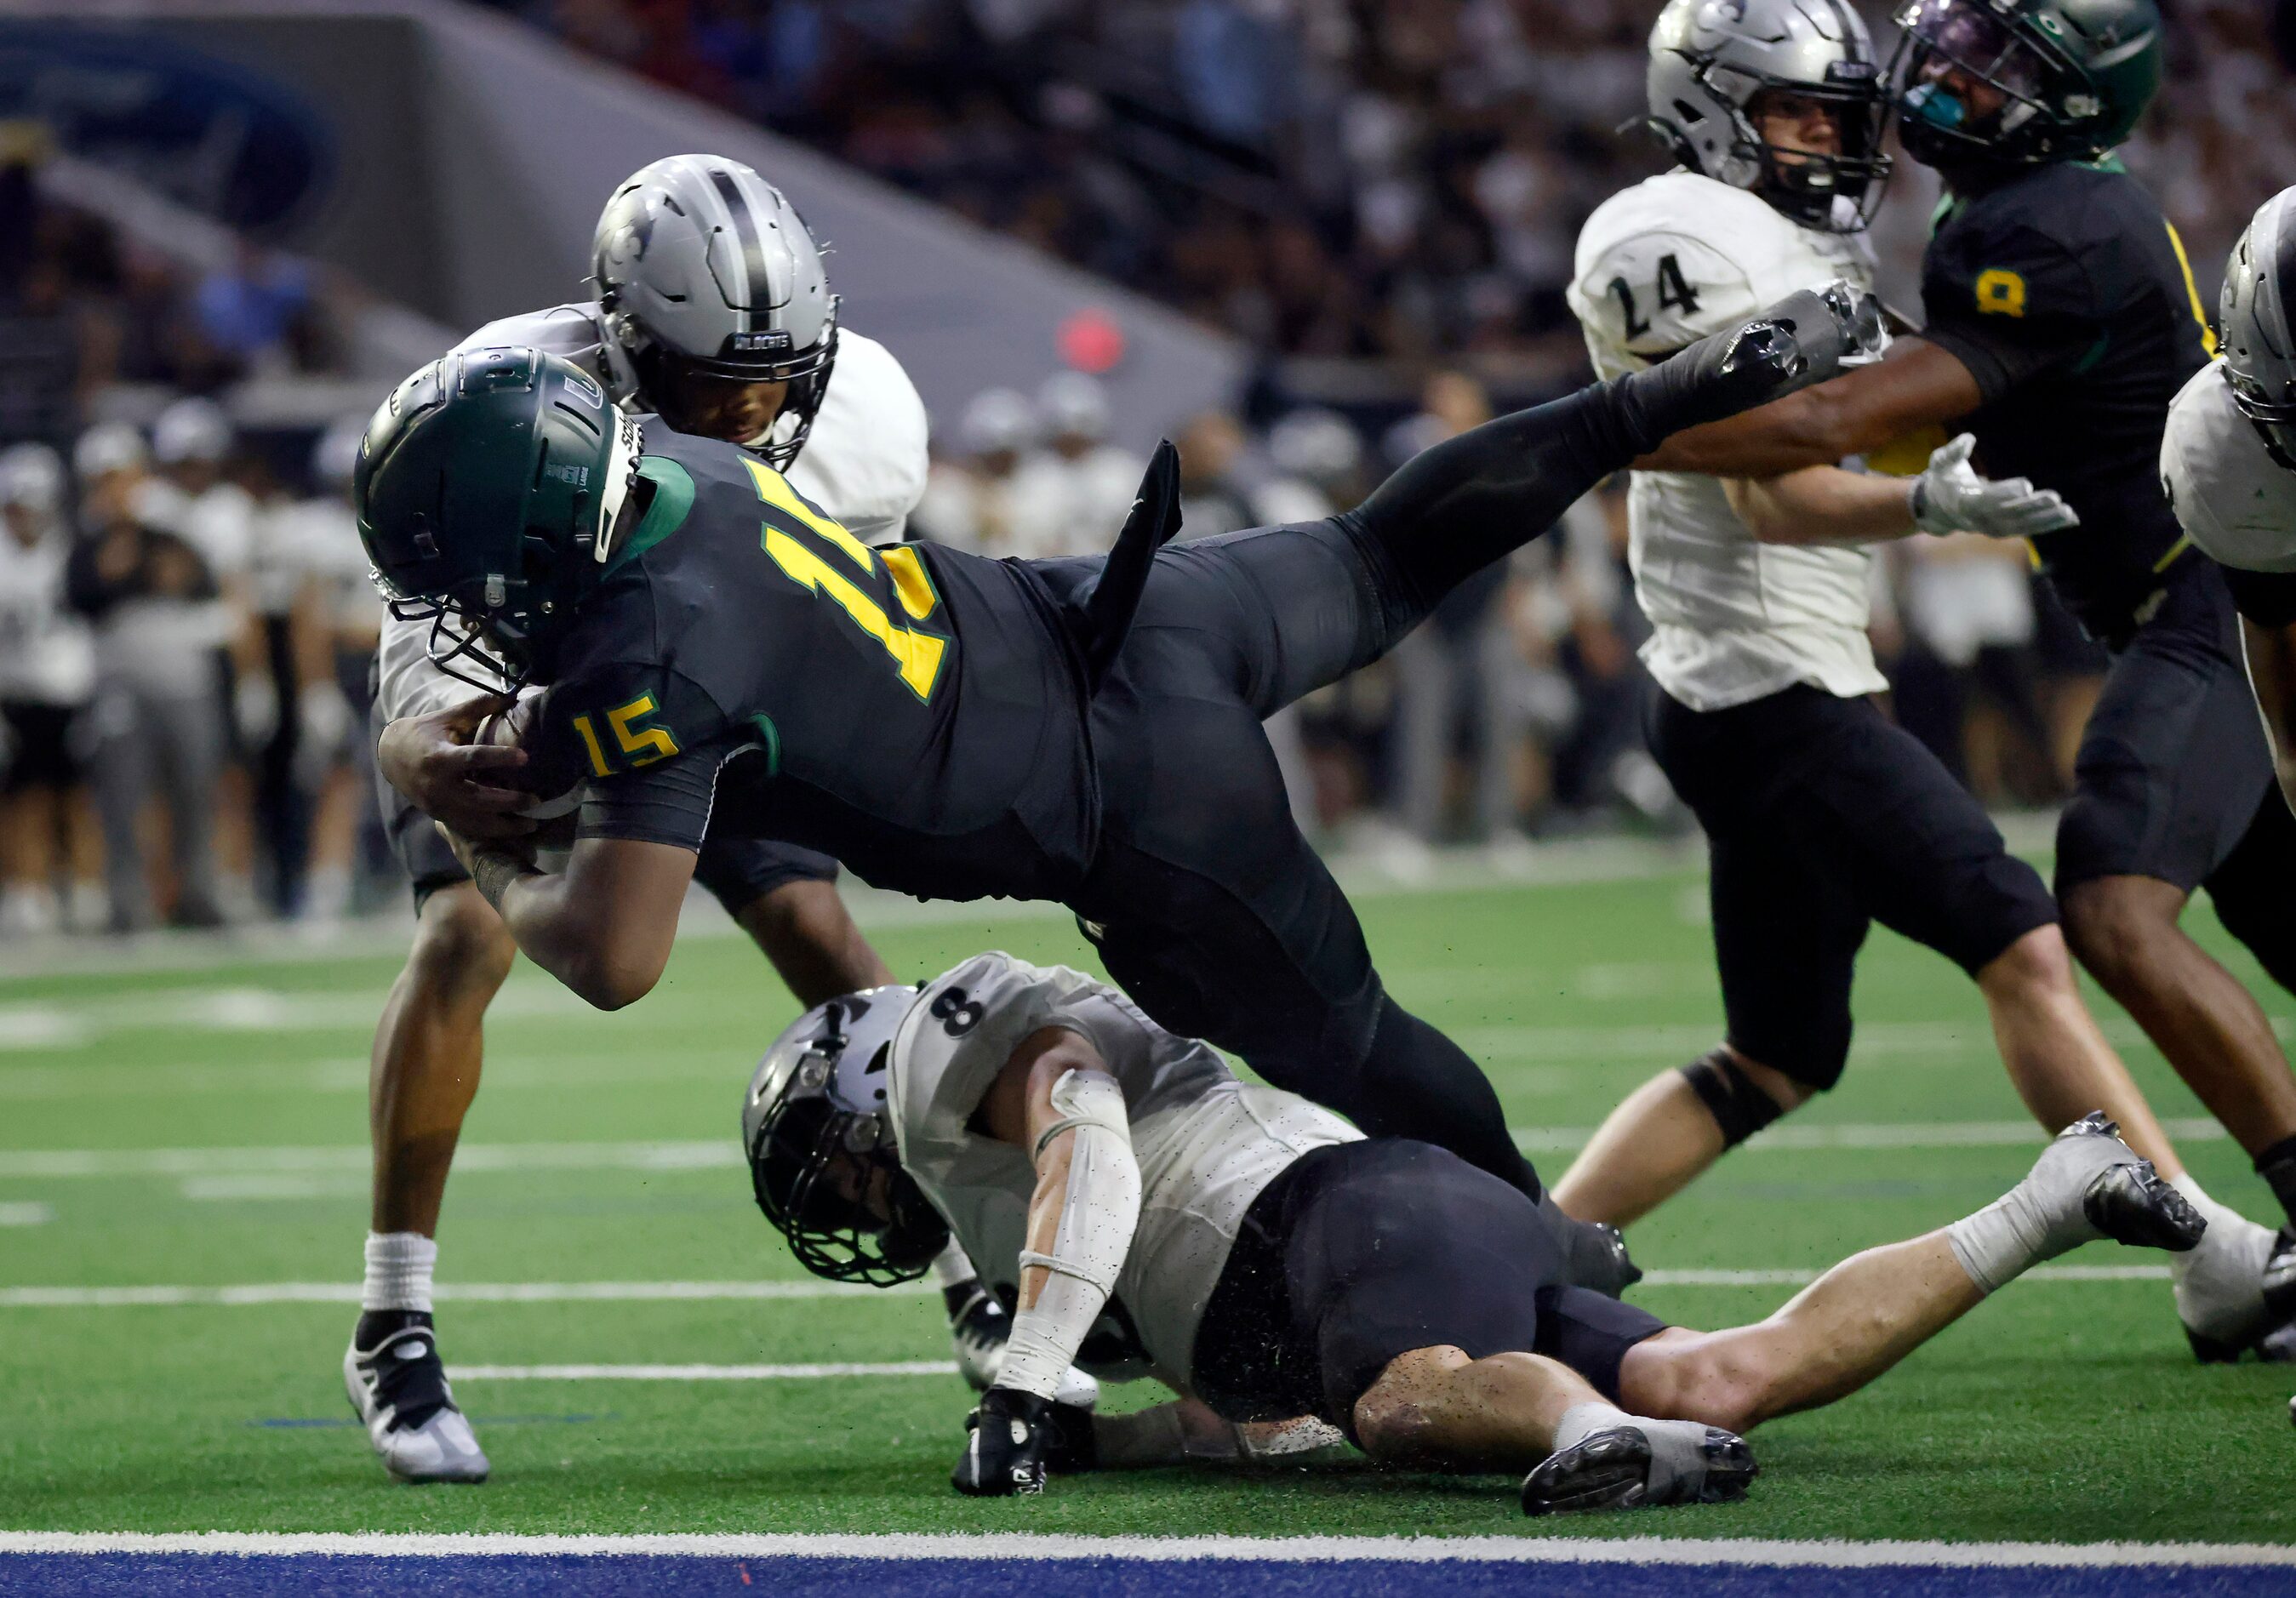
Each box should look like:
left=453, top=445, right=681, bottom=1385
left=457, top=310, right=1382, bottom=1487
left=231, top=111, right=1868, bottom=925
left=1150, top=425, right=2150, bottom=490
left=955, top=1024, right=1143, bottom=1495
left=446, top=830, right=694, bottom=1010
left=1642, top=336, right=1984, bottom=477
left=1722, top=433, right=2078, bottom=547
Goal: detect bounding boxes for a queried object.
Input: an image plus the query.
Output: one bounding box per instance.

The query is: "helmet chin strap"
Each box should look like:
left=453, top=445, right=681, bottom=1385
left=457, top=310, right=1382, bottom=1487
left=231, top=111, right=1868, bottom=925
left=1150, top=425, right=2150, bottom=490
left=592, top=413, right=645, bottom=564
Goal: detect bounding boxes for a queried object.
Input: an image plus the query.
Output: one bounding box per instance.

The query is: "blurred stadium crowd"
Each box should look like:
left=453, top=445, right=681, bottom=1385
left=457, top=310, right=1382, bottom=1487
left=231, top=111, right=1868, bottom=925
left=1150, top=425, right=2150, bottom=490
left=2, top=0, right=2291, bottom=934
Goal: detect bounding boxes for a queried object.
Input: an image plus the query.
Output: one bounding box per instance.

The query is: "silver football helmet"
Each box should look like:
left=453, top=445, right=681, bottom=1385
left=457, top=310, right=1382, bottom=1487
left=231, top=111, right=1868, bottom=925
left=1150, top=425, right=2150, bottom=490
left=742, top=985, right=949, bottom=1285
left=1646, top=0, right=1893, bottom=233
left=2222, top=185, right=2296, bottom=473
left=591, top=153, right=838, bottom=470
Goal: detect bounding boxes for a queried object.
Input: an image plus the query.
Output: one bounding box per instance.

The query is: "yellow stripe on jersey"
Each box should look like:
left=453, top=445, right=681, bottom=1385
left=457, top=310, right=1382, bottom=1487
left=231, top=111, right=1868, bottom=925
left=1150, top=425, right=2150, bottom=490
left=740, top=457, right=877, bottom=573
left=2163, top=220, right=2221, bottom=357
left=881, top=545, right=940, bottom=621
left=762, top=527, right=947, bottom=701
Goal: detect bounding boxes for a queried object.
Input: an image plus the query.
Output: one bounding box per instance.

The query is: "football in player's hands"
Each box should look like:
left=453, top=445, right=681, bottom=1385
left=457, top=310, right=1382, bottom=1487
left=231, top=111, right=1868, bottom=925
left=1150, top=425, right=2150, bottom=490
left=476, top=692, right=584, bottom=821
left=951, top=1389, right=1078, bottom=1497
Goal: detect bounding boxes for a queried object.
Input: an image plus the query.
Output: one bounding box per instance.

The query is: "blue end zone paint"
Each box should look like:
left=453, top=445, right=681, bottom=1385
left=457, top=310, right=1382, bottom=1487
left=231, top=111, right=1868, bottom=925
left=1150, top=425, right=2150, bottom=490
left=5, top=1556, right=2291, bottom=1597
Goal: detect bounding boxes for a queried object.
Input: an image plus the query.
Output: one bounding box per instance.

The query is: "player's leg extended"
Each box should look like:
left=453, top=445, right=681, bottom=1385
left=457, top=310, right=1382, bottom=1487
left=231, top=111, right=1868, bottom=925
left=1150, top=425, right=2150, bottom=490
left=1619, top=1116, right=2204, bottom=1435
left=1556, top=690, right=1865, bottom=1224
left=1554, top=823, right=1846, bottom=1226
left=2053, top=572, right=2296, bottom=1331
left=1976, top=926, right=2179, bottom=1168
left=368, top=881, right=515, bottom=1238
left=1329, top=287, right=1872, bottom=659
left=2199, top=792, right=2296, bottom=1258
left=1242, top=1141, right=1748, bottom=1510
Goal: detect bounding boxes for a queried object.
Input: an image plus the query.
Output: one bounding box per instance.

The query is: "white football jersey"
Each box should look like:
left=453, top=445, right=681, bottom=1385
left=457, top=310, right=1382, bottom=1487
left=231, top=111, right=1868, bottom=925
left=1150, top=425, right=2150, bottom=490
left=885, top=952, right=1359, bottom=1384
left=375, top=305, right=931, bottom=722
left=2162, top=360, right=2296, bottom=575
left=1568, top=171, right=1888, bottom=711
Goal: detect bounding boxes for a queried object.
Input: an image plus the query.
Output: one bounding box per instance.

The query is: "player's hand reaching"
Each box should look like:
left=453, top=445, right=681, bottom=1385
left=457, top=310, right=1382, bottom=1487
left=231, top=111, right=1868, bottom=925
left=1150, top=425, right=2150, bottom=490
left=951, top=1388, right=1098, bottom=1496
left=378, top=695, right=536, bottom=841
left=1910, top=433, right=2081, bottom=540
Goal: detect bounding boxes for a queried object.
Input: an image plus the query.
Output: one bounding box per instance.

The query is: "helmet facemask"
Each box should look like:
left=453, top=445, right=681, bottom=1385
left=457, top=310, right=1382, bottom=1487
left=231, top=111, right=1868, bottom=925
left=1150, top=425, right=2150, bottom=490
left=1713, top=69, right=1893, bottom=232
left=373, top=408, right=642, bottom=694
left=744, top=994, right=949, bottom=1287
left=1892, top=0, right=2096, bottom=168
left=629, top=302, right=840, bottom=471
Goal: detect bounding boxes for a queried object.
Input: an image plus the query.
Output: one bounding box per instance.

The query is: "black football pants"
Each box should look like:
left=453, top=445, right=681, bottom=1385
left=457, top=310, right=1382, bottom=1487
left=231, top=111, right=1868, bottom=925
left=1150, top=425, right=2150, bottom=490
left=1068, top=377, right=1690, bottom=1200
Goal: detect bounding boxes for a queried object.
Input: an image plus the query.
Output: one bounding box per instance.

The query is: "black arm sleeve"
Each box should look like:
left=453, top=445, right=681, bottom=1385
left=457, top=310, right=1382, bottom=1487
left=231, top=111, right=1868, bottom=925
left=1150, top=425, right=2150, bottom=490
left=576, top=743, right=728, bottom=852
left=2224, top=567, right=2296, bottom=629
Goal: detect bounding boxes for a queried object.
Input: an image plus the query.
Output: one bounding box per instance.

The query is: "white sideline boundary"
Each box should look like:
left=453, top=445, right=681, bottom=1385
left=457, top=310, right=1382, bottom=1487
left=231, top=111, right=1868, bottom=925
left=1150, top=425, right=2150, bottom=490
left=0, top=1531, right=2290, bottom=1567
left=0, top=1264, right=2169, bottom=1310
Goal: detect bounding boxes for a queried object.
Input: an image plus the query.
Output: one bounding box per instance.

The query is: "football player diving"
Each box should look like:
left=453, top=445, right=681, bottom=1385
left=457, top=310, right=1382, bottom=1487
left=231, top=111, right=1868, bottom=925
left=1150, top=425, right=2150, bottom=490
left=1554, top=0, right=2296, bottom=1365
left=740, top=951, right=2203, bottom=1508
left=1549, top=0, right=2284, bottom=1360
left=348, top=155, right=1012, bottom=1486
left=352, top=280, right=1876, bottom=1362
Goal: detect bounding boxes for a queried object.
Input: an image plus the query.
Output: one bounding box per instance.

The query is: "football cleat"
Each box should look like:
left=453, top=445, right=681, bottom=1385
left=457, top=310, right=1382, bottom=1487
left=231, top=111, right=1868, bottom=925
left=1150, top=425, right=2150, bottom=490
left=2051, top=1113, right=2207, bottom=1253
left=945, top=1279, right=1010, bottom=1394
left=1568, top=1218, right=1643, bottom=1299
left=1522, top=1421, right=1757, bottom=1516
left=343, top=1315, right=489, bottom=1484
left=2186, top=1226, right=2296, bottom=1365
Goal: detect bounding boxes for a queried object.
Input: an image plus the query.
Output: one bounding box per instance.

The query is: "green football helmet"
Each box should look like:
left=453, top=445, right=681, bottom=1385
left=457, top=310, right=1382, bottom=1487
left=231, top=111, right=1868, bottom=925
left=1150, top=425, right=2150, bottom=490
left=354, top=346, right=643, bottom=688
left=1890, top=0, right=2162, bottom=170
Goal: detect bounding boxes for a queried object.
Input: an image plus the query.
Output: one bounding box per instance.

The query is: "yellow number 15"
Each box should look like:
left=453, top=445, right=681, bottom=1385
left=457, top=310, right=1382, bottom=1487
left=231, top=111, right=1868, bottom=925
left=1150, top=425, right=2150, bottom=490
left=572, top=693, right=681, bottom=778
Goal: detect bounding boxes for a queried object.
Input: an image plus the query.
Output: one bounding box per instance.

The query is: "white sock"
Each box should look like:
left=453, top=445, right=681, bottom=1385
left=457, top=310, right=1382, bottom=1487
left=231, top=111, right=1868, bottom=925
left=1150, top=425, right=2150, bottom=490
left=1552, top=1401, right=1632, bottom=1453
left=2166, top=1171, right=2268, bottom=1284
left=363, top=1231, right=437, bottom=1314
left=928, top=1238, right=978, bottom=1293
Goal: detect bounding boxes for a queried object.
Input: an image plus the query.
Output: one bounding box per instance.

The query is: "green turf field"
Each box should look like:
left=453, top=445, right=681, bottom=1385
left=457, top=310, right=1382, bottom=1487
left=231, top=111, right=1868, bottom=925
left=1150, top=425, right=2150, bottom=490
left=2, top=854, right=2289, bottom=1545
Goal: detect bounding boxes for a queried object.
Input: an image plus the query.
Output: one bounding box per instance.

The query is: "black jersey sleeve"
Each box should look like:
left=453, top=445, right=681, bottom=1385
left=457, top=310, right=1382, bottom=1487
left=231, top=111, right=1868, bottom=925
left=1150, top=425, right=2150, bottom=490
left=1922, top=221, right=2104, bottom=403
left=2223, top=567, right=2296, bottom=630
left=526, top=662, right=737, bottom=854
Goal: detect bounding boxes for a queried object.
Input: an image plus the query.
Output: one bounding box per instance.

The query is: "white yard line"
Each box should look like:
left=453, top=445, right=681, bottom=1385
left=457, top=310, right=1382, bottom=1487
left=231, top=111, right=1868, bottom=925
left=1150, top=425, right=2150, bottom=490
left=0, top=1530, right=2287, bottom=1567
left=0, top=1264, right=2164, bottom=1310
left=451, top=1361, right=958, bottom=1380
left=0, top=1116, right=2238, bottom=1184
left=0, top=1279, right=926, bottom=1307
left=0, top=1201, right=52, bottom=1227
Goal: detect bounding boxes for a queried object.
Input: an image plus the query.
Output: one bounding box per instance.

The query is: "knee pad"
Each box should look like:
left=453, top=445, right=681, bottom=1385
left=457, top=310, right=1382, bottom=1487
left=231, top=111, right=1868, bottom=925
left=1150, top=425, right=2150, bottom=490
left=1680, top=1050, right=1786, bottom=1150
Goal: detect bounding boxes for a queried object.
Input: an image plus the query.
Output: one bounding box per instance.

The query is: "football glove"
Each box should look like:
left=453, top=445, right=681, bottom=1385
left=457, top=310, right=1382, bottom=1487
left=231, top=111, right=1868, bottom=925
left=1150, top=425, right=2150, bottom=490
left=951, top=1388, right=1098, bottom=1497
left=1910, top=433, right=2080, bottom=539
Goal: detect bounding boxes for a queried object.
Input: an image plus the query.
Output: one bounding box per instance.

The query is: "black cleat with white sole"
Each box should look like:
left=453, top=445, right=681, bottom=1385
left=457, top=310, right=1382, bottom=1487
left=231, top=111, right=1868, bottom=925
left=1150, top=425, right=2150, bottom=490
left=1522, top=1423, right=1758, bottom=1516
left=344, top=1312, right=489, bottom=1484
